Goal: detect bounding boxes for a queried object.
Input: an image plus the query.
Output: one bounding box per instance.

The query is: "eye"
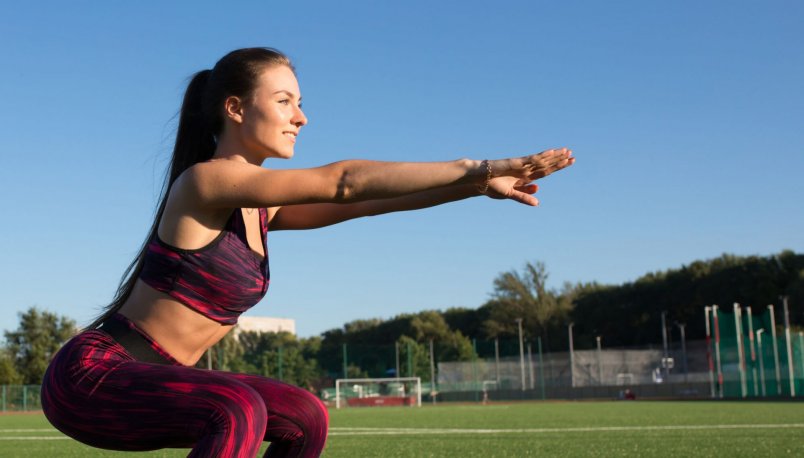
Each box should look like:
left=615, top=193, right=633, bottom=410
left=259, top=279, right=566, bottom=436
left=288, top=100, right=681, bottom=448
left=278, top=99, right=290, bottom=105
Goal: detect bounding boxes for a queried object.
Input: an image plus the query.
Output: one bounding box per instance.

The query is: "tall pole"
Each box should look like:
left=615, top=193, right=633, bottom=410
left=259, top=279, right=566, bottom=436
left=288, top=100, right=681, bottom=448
left=757, top=329, right=767, bottom=397
left=800, top=332, right=804, bottom=387
left=429, top=339, right=436, bottom=404
left=494, top=338, right=501, bottom=385
left=676, top=323, right=688, bottom=383
left=734, top=303, right=747, bottom=398
left=538, top=336, right=545, bottom=400
left=342, top=343, right=348, bottom=379
left=527, top=343, right=535, bottom=390
left=704, top=306, right=715, bottom=398
left=746, top=306, right=758, bottom=396
left=661, top=311, right=669, bottom=379
left=568, top=322, right=576, bottom=388
left=596, top=336, right=603, bottom=386
left=769, top=304, right=782, bottom=395
left=782, top=296, right=795, bottom=397
left=395, top=342, right=400, bottom=380
left=799, top=332, right=804, bottom=388
left=516, top=318, right=526, bottom=391
left=713, top=305, right=723, bottom=398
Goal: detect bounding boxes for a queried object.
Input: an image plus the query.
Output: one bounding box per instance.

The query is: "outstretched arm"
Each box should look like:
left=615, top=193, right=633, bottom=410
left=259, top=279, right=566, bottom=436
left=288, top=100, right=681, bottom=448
left=178, top=148, right=573, bottom=212
left=269, top=184, right=484, bottom=230
left=270, top=148, right=572, bottom=230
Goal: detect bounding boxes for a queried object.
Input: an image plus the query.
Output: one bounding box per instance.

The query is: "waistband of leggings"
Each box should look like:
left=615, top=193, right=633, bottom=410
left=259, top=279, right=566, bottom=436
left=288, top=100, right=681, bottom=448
left=98, top=314, right=179, bottom=365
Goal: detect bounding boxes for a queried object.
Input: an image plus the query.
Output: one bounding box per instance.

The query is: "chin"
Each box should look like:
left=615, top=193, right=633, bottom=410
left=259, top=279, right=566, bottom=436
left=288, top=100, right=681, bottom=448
left=264, top=148, right=294, bottom=160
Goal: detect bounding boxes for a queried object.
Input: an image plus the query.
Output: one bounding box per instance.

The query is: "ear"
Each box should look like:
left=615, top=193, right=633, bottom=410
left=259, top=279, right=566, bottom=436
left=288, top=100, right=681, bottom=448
left=223, top=96, right=244, bottom=124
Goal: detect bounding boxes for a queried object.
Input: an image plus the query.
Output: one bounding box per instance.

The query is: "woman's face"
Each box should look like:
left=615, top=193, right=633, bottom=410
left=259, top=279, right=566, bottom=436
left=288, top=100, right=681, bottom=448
left=238, top=65, right=307, bottom=160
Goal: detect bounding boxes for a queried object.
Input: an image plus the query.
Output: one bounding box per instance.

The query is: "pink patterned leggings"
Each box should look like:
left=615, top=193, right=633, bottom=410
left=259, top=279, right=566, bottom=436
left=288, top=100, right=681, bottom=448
left=41, top=316, right=328, bottom=458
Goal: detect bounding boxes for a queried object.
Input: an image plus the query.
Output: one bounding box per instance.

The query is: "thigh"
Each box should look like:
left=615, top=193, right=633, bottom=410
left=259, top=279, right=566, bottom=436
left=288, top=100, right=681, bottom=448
left=46, top=357, right=265, bottom=452
left=227, top=373, right=329, bottom=447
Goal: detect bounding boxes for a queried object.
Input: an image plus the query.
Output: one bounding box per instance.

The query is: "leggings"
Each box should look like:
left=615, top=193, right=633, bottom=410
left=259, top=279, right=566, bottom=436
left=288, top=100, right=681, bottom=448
left=41, top=314, right=328, bottom=458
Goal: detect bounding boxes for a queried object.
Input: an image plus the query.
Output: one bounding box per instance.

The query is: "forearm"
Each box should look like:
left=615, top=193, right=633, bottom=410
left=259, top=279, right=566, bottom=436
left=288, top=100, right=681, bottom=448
left=359, top=183, right=481, bottom=216
left=269, top=184, right=481, bottom=231
left=330, top=159, right=484, bottom=202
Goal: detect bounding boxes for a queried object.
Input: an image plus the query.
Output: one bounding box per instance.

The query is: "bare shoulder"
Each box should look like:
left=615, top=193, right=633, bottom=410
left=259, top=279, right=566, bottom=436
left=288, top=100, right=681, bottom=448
left=171, top=161, right=266, bottom=206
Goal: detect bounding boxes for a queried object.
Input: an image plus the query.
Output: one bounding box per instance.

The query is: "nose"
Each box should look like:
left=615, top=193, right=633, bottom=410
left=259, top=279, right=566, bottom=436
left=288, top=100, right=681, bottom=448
left=293, top=105, right=307, bottom=127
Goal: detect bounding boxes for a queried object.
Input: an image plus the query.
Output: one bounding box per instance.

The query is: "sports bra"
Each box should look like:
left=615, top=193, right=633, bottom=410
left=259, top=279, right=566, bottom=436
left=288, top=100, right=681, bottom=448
left=139, top=208, right=270, bottom=325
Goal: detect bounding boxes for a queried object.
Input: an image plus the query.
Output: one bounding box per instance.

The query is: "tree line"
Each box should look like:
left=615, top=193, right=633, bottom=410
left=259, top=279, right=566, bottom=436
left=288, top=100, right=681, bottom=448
left=3, top=250, right=801, bottom=389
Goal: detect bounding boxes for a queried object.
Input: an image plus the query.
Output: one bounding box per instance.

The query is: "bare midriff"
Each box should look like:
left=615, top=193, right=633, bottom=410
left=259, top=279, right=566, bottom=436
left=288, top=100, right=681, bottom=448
left=118, top=280, right=233, bottom=366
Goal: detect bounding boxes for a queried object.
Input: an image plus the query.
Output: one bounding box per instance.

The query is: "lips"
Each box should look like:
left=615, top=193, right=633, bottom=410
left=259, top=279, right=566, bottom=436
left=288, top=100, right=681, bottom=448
left=283, top=131, right=297, bottom=143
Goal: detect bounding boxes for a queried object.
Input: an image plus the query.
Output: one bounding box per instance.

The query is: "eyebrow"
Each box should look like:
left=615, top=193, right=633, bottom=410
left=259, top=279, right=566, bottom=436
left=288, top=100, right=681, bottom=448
left=272, top=90, right=302, bottom=102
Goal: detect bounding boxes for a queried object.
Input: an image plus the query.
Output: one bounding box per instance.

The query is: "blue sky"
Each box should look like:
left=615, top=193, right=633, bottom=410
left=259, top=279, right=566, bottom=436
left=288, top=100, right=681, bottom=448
left=1, top=1, right=802, bottom=338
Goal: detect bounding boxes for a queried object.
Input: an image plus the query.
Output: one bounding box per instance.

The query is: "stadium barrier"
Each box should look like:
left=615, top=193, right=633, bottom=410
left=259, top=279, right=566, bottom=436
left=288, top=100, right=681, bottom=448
left=329, top=325, right=803, bottom=402
left=1, top=385, right=41, bottom=412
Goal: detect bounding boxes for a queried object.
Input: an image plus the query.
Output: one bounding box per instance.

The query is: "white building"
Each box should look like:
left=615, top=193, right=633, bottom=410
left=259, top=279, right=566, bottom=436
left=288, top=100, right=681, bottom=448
left=236, top=316, right=296, bottom=336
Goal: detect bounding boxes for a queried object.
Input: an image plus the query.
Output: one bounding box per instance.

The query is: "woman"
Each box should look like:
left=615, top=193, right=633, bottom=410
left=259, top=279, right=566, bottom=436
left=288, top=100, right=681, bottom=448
left=41, top=48, right=574, bottom=457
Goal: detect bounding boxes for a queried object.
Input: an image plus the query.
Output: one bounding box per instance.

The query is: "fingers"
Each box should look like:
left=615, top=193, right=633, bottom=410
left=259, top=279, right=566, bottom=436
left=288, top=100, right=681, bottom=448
left=524, top=147, right=574, bottom=179
left=514, top=183, right=538, bottom=194
left=508, top=189, right=540, bottom=206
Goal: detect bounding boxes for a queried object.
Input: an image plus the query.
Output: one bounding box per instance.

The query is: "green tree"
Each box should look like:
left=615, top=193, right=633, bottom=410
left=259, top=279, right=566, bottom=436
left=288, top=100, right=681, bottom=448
left=236, top=331, right=324, bottom=390
left=4, top=307, right=76, bottom=384
left=482, top=261, right=574, bottom=342
left=0, top=348, right=23, bottom=385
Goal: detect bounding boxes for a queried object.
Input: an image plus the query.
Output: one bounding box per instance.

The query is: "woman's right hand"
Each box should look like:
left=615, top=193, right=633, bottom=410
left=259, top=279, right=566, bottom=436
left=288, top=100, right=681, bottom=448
left=490, top=147, right=574, bottom=182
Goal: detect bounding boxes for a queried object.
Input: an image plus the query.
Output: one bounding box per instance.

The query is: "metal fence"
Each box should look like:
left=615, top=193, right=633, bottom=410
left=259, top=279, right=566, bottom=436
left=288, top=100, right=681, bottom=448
left=1, top=385, right=42, bottom=412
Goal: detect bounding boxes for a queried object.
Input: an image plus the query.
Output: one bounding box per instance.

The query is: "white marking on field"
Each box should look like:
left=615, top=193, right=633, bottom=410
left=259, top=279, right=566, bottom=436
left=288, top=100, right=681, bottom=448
left=0, top=437, right=68, bottom=440
left=1, top=423, right=803, bottom=440
left=328, top=423, right=804, bottom=436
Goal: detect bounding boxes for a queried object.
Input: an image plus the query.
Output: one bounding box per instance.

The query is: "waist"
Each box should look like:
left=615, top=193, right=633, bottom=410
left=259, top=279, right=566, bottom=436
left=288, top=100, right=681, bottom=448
left=117, top=280, right=234, bottom=365
left=97, top=314, right=181, bottom=365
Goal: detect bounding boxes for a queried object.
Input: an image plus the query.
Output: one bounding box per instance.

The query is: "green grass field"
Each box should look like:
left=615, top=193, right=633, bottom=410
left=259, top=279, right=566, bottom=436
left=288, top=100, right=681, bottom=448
left=1, top=401, right=802, bottom=457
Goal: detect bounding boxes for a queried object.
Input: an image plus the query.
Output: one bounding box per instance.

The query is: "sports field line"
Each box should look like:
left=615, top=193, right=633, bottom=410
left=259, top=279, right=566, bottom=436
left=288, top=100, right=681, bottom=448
left=328, top=423, right=804, bottom=436
left=2, top=423, right=803, bottom=440
left=0, top=437, right=68, bottom=440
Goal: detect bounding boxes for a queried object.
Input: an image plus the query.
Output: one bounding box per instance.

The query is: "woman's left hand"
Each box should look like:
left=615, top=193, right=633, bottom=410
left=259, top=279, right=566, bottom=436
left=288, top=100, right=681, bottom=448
left=484, top=177, right=541, bottom=206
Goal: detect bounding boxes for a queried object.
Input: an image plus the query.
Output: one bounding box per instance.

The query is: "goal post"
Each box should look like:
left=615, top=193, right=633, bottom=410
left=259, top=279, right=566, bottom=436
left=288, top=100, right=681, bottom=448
left=334, top=377, right=422, bottom=409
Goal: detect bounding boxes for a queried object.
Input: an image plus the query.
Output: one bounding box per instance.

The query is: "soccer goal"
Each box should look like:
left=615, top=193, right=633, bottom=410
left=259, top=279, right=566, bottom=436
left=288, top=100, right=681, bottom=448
left=334, top=377, right=422, bottom=409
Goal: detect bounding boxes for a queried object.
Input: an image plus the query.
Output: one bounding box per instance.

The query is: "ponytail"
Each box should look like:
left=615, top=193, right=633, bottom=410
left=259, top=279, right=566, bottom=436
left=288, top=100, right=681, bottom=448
left=86, top=70, right=218, bottom=330
left=87, top=48, right=293, bottom=330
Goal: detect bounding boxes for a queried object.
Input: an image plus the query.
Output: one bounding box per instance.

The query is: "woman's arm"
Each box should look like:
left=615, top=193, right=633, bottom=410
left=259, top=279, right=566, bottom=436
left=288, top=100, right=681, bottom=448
left=179, top=148, right=573, bottom=211
left=269, top=178, right=543, bottom=231
left=268, top=184, right=483, bottom=230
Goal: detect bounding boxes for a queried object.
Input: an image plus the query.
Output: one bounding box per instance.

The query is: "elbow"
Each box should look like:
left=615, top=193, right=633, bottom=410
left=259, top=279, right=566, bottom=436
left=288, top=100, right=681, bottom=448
left=333, top=168, right=358, bottom=202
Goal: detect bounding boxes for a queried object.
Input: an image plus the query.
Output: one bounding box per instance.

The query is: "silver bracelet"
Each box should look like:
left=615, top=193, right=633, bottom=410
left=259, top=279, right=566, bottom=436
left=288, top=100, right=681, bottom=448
left=478, top=160, right=492, bottom=194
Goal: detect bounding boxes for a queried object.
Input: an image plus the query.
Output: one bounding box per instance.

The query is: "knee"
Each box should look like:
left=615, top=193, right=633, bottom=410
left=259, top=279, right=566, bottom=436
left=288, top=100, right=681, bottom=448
left=211, top=384, right=268, bottom=439
left=297, top=388, right=329, bottom=442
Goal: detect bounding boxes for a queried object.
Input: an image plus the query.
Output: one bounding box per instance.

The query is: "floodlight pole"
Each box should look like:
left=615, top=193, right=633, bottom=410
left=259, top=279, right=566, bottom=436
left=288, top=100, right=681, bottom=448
left=661, top=311, right=669, bottom=380
left=768, top=304, right=782, bottom=395
left=746, top=306, right=758, bottom=396
left=756, top=329, right=767, bottom=397
left=734, top=303, right=747, bottom=398
left=568, top=322, right=576, bottom=388
left=494, top=338, right=501, bottom=385
left=704, top=306, right=715, bottom=398
left=675, top=322, right=688, bottom=383
left=712, top=304, right=723, bottom=398
left=596, top=336, right=603, bottom=386
left=395, top=342, right=400, bottom=380
left=429, top=339, right=436, bottom=404
left=782, top=296, right=795, bottom=397
left=516, top=318, right=526, bottom=391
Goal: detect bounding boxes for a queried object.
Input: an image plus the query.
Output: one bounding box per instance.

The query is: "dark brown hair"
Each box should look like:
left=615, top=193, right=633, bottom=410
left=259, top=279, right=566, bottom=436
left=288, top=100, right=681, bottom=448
left=88, top=48, right=294, bottom=329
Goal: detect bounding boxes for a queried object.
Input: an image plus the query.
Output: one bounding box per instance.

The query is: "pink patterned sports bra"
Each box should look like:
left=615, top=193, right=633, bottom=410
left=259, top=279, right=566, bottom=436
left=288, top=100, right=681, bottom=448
left=139, top=208, right=270, bottom=325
